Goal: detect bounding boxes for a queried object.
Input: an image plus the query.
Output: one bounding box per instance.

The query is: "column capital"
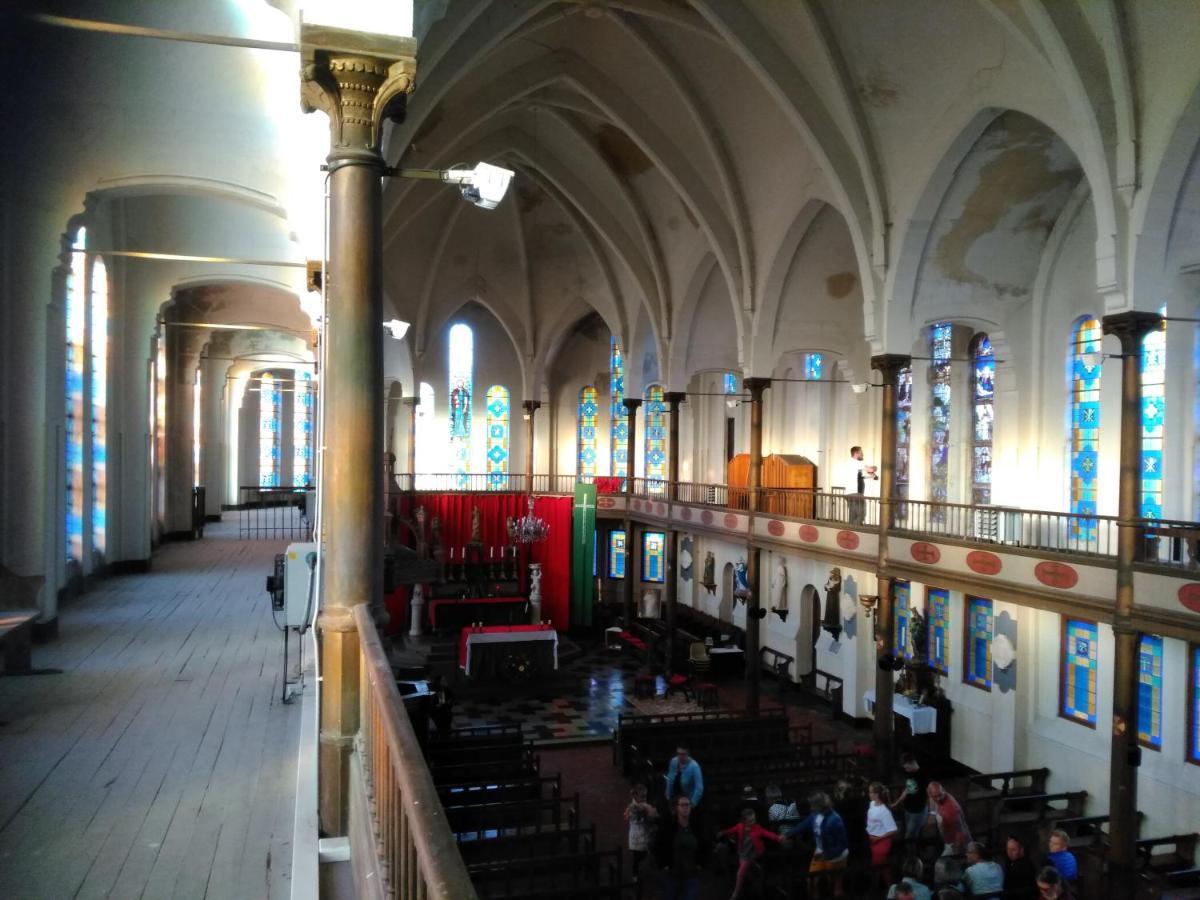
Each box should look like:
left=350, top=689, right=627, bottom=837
left=664, top=391, right=687, bottom=408
left=1102, top=311, right=1163, bottom=353
left=622, top=398, right=643, bottom=413
left=401, top=396, right=419, bottom=408
left=522, top=399, right=542, bottom=413
left=300, top=24, right=417, bottom=160
left=871, top=353, right=911, bottom=383
left=743, top=377, right=771, bottom=396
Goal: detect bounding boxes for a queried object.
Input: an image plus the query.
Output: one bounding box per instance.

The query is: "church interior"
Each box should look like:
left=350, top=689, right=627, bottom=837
left=2, top=1, right=1200, bottom=898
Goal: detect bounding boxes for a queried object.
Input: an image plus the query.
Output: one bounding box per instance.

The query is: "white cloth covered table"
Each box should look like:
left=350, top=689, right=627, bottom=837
left=460, top=626, right=559, bottom=676
left=863, top=689, right=937, bottom=734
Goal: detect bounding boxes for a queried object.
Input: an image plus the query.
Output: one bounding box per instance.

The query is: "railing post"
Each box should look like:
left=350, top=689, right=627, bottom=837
left=743, top=377, right=770, bottom=716
left=665, top=391, right=687, bottom=671
left=871, top=353, right=910, bottom=777
left=523, top=400, right=540, bottom=495
left=1102, top=310, right=1161, bottom=893
left=403, top=396, right=419, bottom=483
left=622, top=398, right=642, bottom=626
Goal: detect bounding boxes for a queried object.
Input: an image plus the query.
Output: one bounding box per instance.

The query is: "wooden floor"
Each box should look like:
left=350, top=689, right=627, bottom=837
left=0, top=520, right=302, bottom=900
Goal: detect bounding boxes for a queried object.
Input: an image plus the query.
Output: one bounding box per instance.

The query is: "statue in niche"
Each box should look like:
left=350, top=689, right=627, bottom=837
left=770, top=559, right=789, bottom=621
left=702, top=551, right=716, bottom=594
left=908, top=606, right=928, bottom=664
left=414, top=506, right=427, bottom=557
left=469, top=506, right=482, bottom=544
left=733, top=558, right=750, bottom=600
left=679, top=537, right=694, bottom=582
left=822, top=567, right=843, bottom=640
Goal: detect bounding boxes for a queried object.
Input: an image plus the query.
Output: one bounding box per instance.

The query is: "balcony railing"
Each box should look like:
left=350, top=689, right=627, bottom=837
left=354, top=604, right=476, bottom=899
left=236, top=485, right=314, bottom=540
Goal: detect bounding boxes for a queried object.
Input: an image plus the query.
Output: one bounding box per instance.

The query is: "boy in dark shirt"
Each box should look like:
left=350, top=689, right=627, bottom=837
left=890, top=753, right=928, bottom=842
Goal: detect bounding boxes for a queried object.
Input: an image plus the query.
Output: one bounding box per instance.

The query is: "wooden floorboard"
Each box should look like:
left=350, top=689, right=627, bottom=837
left=0, top=521, right=302, bottom=900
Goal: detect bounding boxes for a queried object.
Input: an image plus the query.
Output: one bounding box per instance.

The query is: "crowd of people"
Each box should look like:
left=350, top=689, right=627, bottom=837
left=625, top=746, right=1083, bottom=899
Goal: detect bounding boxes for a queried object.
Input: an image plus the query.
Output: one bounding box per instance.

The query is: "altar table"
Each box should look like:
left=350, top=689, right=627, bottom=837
left=459, top=624, right=559, bottom=678
left=429, top=596, right=527, bottom=630
left=862, top=690, right=938, bottom=735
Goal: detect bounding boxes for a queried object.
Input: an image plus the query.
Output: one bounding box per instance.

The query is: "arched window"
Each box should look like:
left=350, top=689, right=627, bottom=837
left=1061, top=617, right=1098, bottom=727
left=416, top=381, right=435, bottom=485
left=578, top=386, right=598, bottom=477
left=929, top=322, right=952, bottom=519
left=644, top=384, right=666, bottom=488
left=895, top=367, right=913, bottom=500
left=485, top=385, right=510, bottom=489
left=610, top=337, right=627, bottom=478
left=1141, top=320, right=1165, bottom=519
left=90, top=256, right=108, bottom=554
left=804, top=352, right=823, bottom=380
left=971, top=335, right=994, bottom=505
left=927, top=586, right=949, bottom=674
left=964, top=597, right=993, bottom=690
left=1070, top=317, right=1102, bottom=541
left=724, top=372, right=738, bottom=395
left=292, top=370, right=314, bottom=487
left=65, top=228, right=86, bottom=561
left=893, top=580, right=912, bottom=659
left=448, top=323, right=473, bottom=487
left=258, top=373, right=281, bottom=487
left=1137, top=634, right=1163, bottom=750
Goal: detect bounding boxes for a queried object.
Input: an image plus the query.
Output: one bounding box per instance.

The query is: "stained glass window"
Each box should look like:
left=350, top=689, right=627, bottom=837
left=193, top=368, right=202, bottom=489
left=724, top=372, right=738, bottom=395
left=927, top=587, right=949, bottom=673
left=65, top=228, right=86, bottom=561
left=89, top=256, right=108, bottom=556
left=1189, top=644, right=1200, bottom=765
left=972, top=335, right=994, bottom=505
left=610, top=338, right=627, bottom=478
left=1141, top=319, right=1165, bottom=520
left=155, top=336, right=166, bottom=521
left=964, top=597, right=992, bottom=690
left=1070, top=317, right=1102, bottom=542
left=930, top=322, right=952, bottom=522
left=448, top=323, right=473, bottom=487
left=805, top=353, right=823, bottom=380
left=292, top=370, right=314, bottom=487
left=644, top=384, right=666, bottom=487
left=258, top=373, right=281, bottom=486
left=1137, top=634, right=1163, bottom=750
left=578, top=386, right=598, bottom=477
left=642, top=531, right=665, bottom=582
left=1061, top=618, right=1098, bottom=726
left=485, top=385, right=510, bottom=489
left=894, top=580, right=912, bottom=659
left=609, top=529, right=626, bottom=579
left=895, top=367, right=913, bottom=500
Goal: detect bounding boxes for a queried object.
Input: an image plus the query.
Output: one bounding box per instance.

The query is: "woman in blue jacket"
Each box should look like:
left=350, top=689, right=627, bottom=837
left=784, top=792, right=849, bottom=896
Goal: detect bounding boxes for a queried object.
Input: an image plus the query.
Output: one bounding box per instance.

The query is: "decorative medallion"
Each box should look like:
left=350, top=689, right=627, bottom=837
left=966, top=550, right=1002, bottom=576
left=1034, top=561, right=1078, bottom=590
left=836, top=531, right=860, bottom=550
left=597, top=497, right=616, bottom=509
left=1178, top=583, right=1200, bottom=614
left=799, top=524, right=819, bottom=543
left=680, top=506, right=692, bottom=521
left=701, top=510, right=714, bottom=526
left=910, top=542, right=940, bottom=564
left=724, top=513, right=739, bottom=530
left=992, top=633, right=1016, bottom=671
left=767, top=520, right=785, bottom=537
left=656, top=503, right=666, bottom=516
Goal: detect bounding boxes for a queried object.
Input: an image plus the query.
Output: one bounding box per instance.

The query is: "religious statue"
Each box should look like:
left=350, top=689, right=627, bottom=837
left=414, top=506, right=427, bottom=557
left=430, top=516, right=444, bottom=563
left=733, top=558, right=750, bottom=600
left=909, top=606, right=928, bottom=663
left=822, top=567, right=843, bottom=640
left=449, top=384, right=471, bottom=437
left=679, top=537, right=694, bottom=582
left=469, top=506, right=482, bottom=544
left=528, top=562, right=543, bottom=624
left=770, top=559, right=788, bottom=620
left=702, top=551, right=716, bottom=594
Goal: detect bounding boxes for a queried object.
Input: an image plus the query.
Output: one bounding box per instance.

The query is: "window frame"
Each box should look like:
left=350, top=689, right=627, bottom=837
left=963, top=596, right=993, bottom=691
left=1187, top=643, right=1200, bottom=766
left=608, top=529, right=626, bottom=580
left=926, top=586, right=950, bottom=674
left=1059, top=617, right=1099, bottom=729
left=1136, top=634, right=1163, bottom=752
left=641, top=530, right=665, bottom=583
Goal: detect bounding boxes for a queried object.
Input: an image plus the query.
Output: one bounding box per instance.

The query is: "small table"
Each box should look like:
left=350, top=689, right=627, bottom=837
left=863, top=690, right=938, bottom=734
left=708, top=646, right=745, bottom=679
left=459, top=625, right=558, bottom=679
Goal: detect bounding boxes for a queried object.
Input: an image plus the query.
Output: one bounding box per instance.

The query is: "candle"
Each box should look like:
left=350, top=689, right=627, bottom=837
left=490, top=546, right=494, bottom=559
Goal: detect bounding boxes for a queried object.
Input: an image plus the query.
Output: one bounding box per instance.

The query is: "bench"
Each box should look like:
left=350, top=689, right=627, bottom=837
left=0, top=609, right=59, bottom=675
left=437, top=774, right=561, bottom=808
left=761, top=646, right=794, bottom=693
left=987, top=790, right=1088, bottom=845
left=431, top=752, right=540, bottom=786
left=445, top=794, right=579, bottom=839
left=797, top=668, right=843, bottom=718
left=614, top=707, right=793, bottom=771
left=1136, top=834, right=1200, bottom=874
left=468, top=849, right=624, bottom=899
left=455, top=822, right=595, bottom=864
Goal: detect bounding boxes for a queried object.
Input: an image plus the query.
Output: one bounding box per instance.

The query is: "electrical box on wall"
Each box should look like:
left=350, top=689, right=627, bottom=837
left=283, top=542, right=318, bottom=628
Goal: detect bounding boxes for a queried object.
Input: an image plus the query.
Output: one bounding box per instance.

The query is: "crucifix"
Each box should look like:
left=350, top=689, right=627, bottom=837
left=574, top=492, right=594, bottom=548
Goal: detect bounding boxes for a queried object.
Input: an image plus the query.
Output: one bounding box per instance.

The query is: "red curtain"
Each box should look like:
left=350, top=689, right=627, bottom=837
left=529, top=496, right=572, bottom=629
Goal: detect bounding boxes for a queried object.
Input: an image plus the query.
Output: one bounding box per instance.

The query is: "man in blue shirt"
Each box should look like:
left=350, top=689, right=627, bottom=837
left=784, top=792, right=849, bottom=895
left=664, top=745, right=704, bottom=808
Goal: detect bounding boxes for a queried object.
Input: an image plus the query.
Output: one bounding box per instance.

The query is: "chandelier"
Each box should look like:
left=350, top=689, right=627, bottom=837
left=508, top=496, right=550, bottom=544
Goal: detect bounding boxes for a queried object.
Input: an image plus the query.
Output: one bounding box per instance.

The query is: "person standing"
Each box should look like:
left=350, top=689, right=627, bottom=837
left=719, top=808, right=783, bottom=900
left=664, top=744, right=704, bottom=809
left=655, top=795, right=710, bottom=900
left=840, top=446, right=877, bottom=524
left=891, top=753, right=929, bottom=843
left=925, top=782, right=970, bottom=855
left=866, top=782, right=899, bottom=874
left=429, top=676, right=454, bottom=737
left=784, top=792, right=849, bottom=896
left=624, top=782, right=658, bottom=881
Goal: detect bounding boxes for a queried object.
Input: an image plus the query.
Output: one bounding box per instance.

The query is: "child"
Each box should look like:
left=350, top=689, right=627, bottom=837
left=623, top=782, right=657, bottom=879
left=719, top=808, right=783, bottom=900
left=867, top=781, right=899, bottom=870
left=1046, top=829, right=1078, bottom=883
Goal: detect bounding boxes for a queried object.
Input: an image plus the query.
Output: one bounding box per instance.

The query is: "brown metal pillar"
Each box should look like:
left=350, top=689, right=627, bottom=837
left=743, top=377, right=771, bottom=716
left=871, top=353, right=910, bottom=776
left=402, top=396, right=418, bottom=482
left=301, top=25, right=416, bottom=837
left=523, top=400, right=540, bottom=493
left=1103, top=310, right=1161, bottom=891
left=664, top=391, right=687, bottom=670
left=622, top=398, right=642, bottom=626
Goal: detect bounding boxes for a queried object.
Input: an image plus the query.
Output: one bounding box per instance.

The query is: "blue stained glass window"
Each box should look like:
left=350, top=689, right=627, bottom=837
left=927, top=587, right=949, bottom=673
left=644, top=384, right=666, bottom=486
left=609, top=530, right=626, bottom=579
left=1070, top=317, right=1102, bottom=543
left=90, top=256, right=108, bottom=556
left=292, top=371, right=313, bottom=487
left=930, top=322, right=952, bottom=520
left=66, top=228, right=86, bottom=561
left=895, top=367, right=913, bottom=500
left=642, top=531, right=665, bottom=582
left=1141, top=319, right=1165, bottom=520
left=610, top=338, right=627, bottom=478
left=485, top=385, right=509, bottom=489
left=724, top=372, right=738, bottom=394
left=894, top=581, right=911, bottom=659
left=448, top=324, right=473, bottom=487
left=258, top=373, right=281, bottom=487
left=1137, top=634, right=1163, bottom=749
left=805, top=353, right=823, bottom=380
left=972, top=335, right=994, bottom=505
left=1062, top=618, right=1098, bottom=726
left=964, top=597, right=992, bottom=689
left=578, top=386, right=598, bottom=477
left=1190, top=644, right=1200, bottom=765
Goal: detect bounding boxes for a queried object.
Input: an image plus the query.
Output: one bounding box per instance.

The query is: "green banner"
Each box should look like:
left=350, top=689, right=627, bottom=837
left=570, top=483, right=597, bottom=628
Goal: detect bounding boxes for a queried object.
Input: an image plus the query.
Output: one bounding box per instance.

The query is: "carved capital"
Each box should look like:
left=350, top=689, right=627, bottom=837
left=522, top=400, right=542, bottom=414
left=1102, top=311, right=1162, bottom=355
left=871, top=353, right=911, bottom=385
left=664, top=390, right=687, bottom=408
left=300, top=24, right=418, bottom=157
left=622, top=398, right=643, bottom=414
left=743, top=377, right=771, bottom=398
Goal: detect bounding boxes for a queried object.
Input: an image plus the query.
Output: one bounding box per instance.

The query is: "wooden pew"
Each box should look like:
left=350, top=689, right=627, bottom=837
left=964, top=767, right=1051, bottom=832
left=445, top=794, right=579, bottom=839
left=468, top=849, right=624, bottom=899
left=455, top=822, right=595, bottom=865
left=1136, top=834, right=1199, bottom=875
left=797, top=668, right=843, bottom=718
left=760, top=646, right=794, bottom=694
left=431, top=751, right=540, bottom=786
left=614, top=707, right=795, bottom=772
left=987, top=790, right=1088, bottom=846
left=437, top=774, right=561, bottom=808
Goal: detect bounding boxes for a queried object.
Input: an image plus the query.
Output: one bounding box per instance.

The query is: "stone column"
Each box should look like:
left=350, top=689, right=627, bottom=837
left=664, top=392, right=686, bottom=668
left=402, top=396, right=418, bottom=483
left=743, top=377, right=771, bottom=715
left=1102, top=310, right=1161, bottom=890
left=199, top=336, right=231, bottom=518
left=165, top=321, right=206, bottom=538
left=871, top=354, right=910, bottom=775
left=301, top=24, right=416, bottom=837
left=622, top=398, right=642, bottom=626
left=523, top=400, right=541, bottom=493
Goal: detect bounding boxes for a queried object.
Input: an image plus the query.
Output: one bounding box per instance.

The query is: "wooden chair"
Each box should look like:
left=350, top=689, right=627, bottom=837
left=688, top=641, right=711, bottom=677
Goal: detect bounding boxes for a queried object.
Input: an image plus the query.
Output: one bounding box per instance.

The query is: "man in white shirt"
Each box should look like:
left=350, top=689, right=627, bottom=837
left=840, top=446, right=877, bottom=524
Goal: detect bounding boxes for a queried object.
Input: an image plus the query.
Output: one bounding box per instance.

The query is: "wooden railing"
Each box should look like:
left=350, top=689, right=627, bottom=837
left=354, top=605, right=477, bottom=900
